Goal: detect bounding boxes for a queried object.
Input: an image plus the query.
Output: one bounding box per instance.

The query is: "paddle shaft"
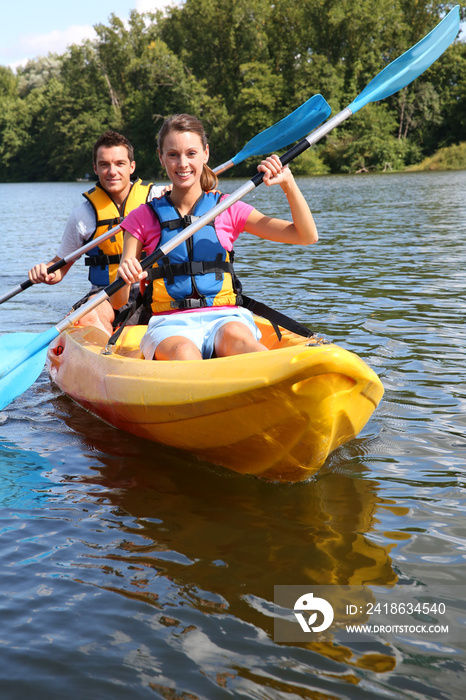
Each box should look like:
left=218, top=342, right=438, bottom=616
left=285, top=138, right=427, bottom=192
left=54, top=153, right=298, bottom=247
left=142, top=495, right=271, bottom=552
left=0, top=223, right=122, bottom=304
left=213, top=159, right=235, bottom=176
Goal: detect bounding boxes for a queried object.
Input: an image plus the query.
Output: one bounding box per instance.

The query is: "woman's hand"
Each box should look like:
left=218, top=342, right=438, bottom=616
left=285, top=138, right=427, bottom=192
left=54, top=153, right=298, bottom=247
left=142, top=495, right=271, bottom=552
left=117, top=257, right=148, bottom=285
left=246, top=153, right=318, bottom=246
left=257, top=154, right=293, bottom=190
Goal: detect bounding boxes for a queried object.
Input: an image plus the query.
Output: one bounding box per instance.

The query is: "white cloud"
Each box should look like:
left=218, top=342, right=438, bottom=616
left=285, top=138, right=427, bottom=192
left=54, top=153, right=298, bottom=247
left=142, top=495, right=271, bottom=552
left=2, top=2, right=181, bottom=69
left=11, top=24, right=97, bottom=67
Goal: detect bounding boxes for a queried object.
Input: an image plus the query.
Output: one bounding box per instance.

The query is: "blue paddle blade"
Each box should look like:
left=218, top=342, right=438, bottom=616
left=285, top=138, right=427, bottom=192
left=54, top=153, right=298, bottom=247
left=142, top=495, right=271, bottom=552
left=0, top=328, right=59, bottom=410
left=349, top=5, right=460, bottom=114
left=231, top=94, right=331, bottom=165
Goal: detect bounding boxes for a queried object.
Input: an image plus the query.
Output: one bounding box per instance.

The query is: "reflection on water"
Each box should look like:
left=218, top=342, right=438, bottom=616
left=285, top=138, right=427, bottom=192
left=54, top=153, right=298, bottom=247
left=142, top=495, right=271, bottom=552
left=1, top=174, right=466, bottom=698
left=0, top=440, right=56, bottom=508
left=1, top=395, right=401, bottom=696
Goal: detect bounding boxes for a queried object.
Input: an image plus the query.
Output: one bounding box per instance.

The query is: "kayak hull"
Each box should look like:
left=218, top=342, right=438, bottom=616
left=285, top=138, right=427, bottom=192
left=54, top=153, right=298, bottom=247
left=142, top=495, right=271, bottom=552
left=46, top=320, right=383, bottom=482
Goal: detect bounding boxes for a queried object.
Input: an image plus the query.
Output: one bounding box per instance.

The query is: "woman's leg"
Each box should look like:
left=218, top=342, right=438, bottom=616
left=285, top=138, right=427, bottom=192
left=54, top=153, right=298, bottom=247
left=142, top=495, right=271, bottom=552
left=214, top=321, right=267, bottom=357
left=155, top=336, right=202, bottom=361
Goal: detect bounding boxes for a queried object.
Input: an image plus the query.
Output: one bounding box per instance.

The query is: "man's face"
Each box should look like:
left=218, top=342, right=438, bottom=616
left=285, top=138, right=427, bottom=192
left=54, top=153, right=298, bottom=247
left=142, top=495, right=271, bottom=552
left=94, top=145, right=136, bottom=201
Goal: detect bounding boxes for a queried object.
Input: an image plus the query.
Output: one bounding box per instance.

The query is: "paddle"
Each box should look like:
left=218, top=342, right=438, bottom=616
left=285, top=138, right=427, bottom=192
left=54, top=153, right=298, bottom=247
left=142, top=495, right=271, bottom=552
left=0, top=94, right=331, bottom=307
left=0, top=6, right=459, bottom=411
left=213, top=93, right=331, bottom=174
left=0, top=223, right=123, bottom=305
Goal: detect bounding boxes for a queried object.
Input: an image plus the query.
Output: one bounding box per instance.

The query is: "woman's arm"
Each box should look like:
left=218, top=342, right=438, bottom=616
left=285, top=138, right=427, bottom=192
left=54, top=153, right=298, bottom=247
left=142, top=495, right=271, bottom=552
left=112, top=231, right=146, bottom=309
left=244, top=155, right=318, bottom=246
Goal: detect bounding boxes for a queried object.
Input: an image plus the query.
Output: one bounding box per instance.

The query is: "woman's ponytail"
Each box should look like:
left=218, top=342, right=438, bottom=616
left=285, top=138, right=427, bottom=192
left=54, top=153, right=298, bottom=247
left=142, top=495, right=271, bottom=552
left=201, top=164, right=218, bottom=192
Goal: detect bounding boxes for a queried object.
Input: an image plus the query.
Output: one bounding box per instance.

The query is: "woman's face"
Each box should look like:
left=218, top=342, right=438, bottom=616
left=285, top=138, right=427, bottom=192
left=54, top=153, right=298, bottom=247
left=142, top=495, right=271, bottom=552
left=159, top=130, right=209, bottom=190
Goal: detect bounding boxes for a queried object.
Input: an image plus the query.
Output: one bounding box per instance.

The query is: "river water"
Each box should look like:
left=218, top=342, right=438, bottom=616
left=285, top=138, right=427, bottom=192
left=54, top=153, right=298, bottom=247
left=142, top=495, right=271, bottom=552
left=0, top=172, right=465, bottom=699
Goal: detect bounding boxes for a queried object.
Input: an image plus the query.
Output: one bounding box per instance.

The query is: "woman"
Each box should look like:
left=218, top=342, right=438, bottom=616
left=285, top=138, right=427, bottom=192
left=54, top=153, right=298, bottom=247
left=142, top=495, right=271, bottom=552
left=113, top=114, right=318, bottom=360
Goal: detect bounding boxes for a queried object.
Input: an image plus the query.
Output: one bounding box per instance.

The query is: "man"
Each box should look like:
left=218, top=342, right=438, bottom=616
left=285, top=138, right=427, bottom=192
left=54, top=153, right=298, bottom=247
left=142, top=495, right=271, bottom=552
left=28, top=130, right=165, bottom=334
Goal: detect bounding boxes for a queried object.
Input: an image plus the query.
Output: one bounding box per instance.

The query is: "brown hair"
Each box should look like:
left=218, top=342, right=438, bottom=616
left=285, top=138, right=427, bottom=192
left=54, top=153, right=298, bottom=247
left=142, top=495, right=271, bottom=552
left=93, top=130, right=135, bottom=164
left=157, top=114, right=218, bottom=192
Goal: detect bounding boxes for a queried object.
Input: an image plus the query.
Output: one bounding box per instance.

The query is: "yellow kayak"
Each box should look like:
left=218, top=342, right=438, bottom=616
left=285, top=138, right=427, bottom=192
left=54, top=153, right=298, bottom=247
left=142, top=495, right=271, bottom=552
left=46, top=318, right=383, bottom=482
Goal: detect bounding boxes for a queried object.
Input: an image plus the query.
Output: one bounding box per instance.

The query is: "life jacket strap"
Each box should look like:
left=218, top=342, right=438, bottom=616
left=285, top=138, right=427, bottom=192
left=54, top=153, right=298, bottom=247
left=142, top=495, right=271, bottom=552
left=163, top=214, right=200, bottom=230
left=147, top=258, right=235, bottom=284
left=84, top=251, right=147, bottom=269
left=170, top=298, right=208, bottom=309
left=96, top=216, right=123, bottom=228
left=84, top=253, right=122, bottom=268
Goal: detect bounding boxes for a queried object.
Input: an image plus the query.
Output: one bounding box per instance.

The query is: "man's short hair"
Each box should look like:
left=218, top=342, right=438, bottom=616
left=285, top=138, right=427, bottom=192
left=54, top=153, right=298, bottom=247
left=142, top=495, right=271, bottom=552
left=93, top=131, right=135, bottom=164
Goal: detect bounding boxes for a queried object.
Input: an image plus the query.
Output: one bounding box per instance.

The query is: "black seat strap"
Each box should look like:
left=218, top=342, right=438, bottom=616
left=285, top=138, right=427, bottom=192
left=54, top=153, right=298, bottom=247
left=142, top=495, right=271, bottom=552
left=241, top=295, right=314, bottom=339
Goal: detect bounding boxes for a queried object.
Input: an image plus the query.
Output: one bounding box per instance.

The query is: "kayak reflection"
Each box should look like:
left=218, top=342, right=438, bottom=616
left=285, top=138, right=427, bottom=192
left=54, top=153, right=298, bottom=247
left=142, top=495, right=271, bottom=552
left=56, top=395, right=406, bottom=678
left=54, top=392, right=399, bottom=590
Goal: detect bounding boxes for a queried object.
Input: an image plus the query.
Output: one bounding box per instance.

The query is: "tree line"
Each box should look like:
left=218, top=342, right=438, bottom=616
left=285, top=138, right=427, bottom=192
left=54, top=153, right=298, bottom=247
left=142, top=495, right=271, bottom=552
left=0, top=0, right=465, bottom=182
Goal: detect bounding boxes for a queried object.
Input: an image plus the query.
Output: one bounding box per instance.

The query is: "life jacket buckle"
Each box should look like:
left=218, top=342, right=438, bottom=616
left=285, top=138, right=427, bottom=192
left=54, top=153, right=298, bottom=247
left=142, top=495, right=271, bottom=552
left=189, top=261, right=205, bottom=275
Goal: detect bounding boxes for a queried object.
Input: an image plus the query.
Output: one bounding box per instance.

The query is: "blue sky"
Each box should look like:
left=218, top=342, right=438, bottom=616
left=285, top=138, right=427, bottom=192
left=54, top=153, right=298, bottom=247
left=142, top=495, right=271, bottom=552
left=1, top=0, right=177, bottom=69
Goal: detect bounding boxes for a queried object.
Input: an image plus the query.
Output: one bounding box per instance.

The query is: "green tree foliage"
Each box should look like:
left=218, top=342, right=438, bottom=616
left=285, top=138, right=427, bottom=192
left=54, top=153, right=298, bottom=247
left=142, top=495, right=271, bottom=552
left=0, top=67, right=28, bottom=174
left=420, top=40, right=466, bottom=150
left=236, top=62, right=284, bottom=146
left=268, top=0, right=403, bottom=99
left=0, top=0, right=465, bottom=181
left=159, top=0, right=272, bottom=107
left=120, top=36, right=229, bottom=176
left=16, top=55, right=62, bottom=97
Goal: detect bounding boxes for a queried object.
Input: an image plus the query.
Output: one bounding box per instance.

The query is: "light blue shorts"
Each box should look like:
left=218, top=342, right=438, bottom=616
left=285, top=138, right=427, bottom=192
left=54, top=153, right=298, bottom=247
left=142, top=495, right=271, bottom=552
left=140, top=307, right=261, bottom=360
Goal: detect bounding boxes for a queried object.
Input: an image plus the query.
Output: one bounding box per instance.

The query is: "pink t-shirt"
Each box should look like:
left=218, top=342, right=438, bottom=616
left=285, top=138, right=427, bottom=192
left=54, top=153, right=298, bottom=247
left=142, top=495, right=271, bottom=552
left=121, top=194, right=254, bottom=253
